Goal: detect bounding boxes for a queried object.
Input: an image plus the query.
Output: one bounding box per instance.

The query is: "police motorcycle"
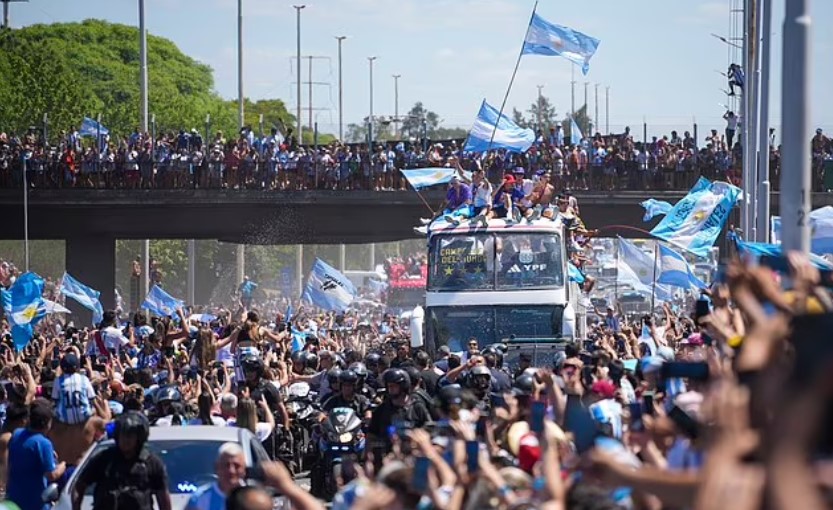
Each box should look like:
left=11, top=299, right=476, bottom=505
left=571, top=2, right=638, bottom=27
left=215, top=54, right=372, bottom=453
left=315, top=405, right=365, bottom=500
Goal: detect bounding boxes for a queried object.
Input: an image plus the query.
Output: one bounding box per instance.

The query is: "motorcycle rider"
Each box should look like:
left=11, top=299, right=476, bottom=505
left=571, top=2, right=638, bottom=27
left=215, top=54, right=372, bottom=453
left=367, top=369, right=432, bottom=463
left=322, top=369, right=370, bottom=418
left=363, top=353, right=383, bottom=390
left=151, top=386, right=186, bottom=426
left=239, top=354, right=289, bottom=429
left=464, top=365, right=493, bottom=413
left=348, top=362, right=376, bottom=401
left=403, top=366, right=435, bottom=418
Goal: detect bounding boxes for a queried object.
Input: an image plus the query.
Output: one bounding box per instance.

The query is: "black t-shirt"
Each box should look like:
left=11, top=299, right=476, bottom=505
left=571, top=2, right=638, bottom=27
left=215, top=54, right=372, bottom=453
left=368, top=396, right=432, bottom=443
left=78, top=446, right=167, bottom=510
left=419, top=370, right=441, bottom=396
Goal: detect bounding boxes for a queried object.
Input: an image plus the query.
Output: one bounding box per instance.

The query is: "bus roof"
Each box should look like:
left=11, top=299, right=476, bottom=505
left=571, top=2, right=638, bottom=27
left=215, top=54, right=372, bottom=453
left=425, top=216, right=566, bottom=237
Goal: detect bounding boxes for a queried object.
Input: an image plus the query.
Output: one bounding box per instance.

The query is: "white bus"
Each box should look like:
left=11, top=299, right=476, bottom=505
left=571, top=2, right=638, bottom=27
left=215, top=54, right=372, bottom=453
left=421, top=217, right=579, bottom=361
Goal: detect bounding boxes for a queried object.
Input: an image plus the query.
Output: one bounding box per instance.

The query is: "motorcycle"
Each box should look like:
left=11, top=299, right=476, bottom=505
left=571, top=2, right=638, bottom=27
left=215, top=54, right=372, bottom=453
left=283, top=382, right=320, bottom=472
left=314, top=406, right=365, bottom=501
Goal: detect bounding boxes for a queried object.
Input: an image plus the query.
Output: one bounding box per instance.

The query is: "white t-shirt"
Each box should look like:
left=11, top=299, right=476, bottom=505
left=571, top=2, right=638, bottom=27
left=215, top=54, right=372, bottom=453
left=226, top=419, right=274, bottom=442
left=100, top=326, right=129, bottom=354
left=472, top=181, right=493, bottom=208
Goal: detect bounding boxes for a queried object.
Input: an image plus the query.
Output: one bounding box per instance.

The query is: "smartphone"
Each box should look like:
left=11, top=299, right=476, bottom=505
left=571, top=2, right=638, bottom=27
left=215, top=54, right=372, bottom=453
left=465, top=440, right=480, bottom=474
left=628, top=402, right=644, bottom=433
left=412, top=456, right=431, bottom=493
left=668, top=405, right=700, bottom=440
left=564, top=399, right=597, bottom=454
left=693, top=296, right=711, bottom=322
left=642, top=392, right=655, bottom=416
left=661, top=361, right=710, bottom=381
left=530, top=400, right=546, bottom=434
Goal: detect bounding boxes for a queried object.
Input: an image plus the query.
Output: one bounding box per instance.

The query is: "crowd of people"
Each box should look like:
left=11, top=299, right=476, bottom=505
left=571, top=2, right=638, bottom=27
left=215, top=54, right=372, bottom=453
left=0, top=242, right=831, bottom=509
left=8, top=119, right=832, bottom=193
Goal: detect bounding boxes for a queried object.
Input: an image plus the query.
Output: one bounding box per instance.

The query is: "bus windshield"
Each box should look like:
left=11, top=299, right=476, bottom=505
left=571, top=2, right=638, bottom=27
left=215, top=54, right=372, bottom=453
left=429, top=232, right=563, bottom=291
left=427, top=305, right=563, bottom=350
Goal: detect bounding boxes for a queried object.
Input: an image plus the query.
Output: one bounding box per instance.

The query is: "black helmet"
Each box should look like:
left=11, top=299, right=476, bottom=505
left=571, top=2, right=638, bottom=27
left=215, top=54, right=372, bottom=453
left=155, top=385, right=182, bottom=405
left=349, top=362, right=368, bottom=380
left=327, top=367, right=343, bottom=385
left=436, top=384, right=464, bottom=410
left=382, top=368, right=411, bottom=393
left=403, top=366, right=422, bottom=388
left=469, top=365, right=492, bottom=390
left=303, top=352, right=319, bottom=371
left=240, top=355, right=264, bottom=375
left=512, top=373, right=535, bottom=397
left=492, top=342, right=508, bottom=354
left=290, top=351, right=304, bottom=364
left=114, top=411, right=150, bottom=446
left=482, top=346, right=504, bottom=368
left=365, top=352, right=382, bottom=369
left=339, top=369, right=359, bottom=384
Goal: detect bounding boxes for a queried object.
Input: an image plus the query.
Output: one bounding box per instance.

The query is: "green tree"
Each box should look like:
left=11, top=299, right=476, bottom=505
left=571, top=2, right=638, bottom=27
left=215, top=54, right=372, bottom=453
left=527, top=94, right=558, bottom=131
left=511, top=108, right=531, bottom=129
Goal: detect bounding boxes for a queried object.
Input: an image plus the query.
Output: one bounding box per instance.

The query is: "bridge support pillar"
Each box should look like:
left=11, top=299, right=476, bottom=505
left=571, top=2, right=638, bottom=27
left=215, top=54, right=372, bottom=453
left=66, top=236, right=116, bottom=323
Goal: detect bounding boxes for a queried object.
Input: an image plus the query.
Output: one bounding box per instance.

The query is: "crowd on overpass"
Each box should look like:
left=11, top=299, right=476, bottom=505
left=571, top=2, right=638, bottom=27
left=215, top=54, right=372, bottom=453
left=7, top=121, right=833, bottom=193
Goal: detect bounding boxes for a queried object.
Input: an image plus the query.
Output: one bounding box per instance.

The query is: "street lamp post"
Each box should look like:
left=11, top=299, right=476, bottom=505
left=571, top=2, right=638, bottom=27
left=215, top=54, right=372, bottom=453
left=368, top=56, right=377, bottom=146
left=293, top=5, right=306, bottom=143
left=138, top=0, right=150, bottom=301
left=237, top=0, right=244, bottom=129
left=335, top=36, right=347, bottom=141
left=536, top=85, right=543, bottom=133
left=392, top=74, right=401, bottom=139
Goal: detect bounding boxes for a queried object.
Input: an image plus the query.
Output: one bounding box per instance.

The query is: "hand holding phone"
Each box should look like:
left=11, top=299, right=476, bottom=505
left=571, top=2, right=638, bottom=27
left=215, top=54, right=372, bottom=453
left=465, top=440, right=480, bottom=474
left=530, top=401, right=546, bottom=434
left=412, top=456, right=431, bottom=493
left=628, top=402, right=644, bottom=433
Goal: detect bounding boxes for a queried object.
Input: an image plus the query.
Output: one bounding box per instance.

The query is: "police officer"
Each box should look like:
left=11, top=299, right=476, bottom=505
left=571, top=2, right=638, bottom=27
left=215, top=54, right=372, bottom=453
left=72, top=412, right=171, bottom=510
left=321, top=369, right=370, bottom=417
left=367, top=369, right=432, bottom=461
left=465, top=365, right=493, bottom=412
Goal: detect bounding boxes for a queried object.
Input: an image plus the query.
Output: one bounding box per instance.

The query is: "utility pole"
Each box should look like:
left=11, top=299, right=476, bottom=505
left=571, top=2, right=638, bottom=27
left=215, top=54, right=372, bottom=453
left=293, top=5, right=305, bottom=142
left=335, top=36, right=347, bottom=141
left=594, top=84, right=599, bottom=136
left=536, top=85, right=544, bottom=133
left=368, top=56, right=377, bottom=146
left=308, top=55, right=313, bottom=136
left=2, top=0, right=28, bottom=30
left=756, top=0, right=772, bottom=243
left=780, top=0, right=811, bottom=252
left=237, top=0, right=244, bottom=129
left=392, top=74, right=401, bottom=139
left=570, top=64, right=576, bottom=116
left=605, top=86, right=610, bottom=134
left=138, top=0, right=150, bottom=304
left=583, top=81, right=589, bottom=132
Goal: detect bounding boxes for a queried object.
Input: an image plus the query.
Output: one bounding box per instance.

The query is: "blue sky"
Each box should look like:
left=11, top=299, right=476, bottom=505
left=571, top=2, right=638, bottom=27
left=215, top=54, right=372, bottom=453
left=12, top=0, right=833, bottom=140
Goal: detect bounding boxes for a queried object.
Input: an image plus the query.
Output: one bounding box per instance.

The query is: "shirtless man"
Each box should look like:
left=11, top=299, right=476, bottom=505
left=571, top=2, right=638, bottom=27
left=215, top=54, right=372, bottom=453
left=525, top=171, right=556, bottom=221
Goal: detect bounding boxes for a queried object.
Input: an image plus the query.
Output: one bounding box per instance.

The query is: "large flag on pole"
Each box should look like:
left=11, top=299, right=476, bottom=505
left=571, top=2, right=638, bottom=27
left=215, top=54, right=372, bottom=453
left=401, top=168, right=471, bottom=190
left=570, top=117, right=583, bottom=145
left=657, top=245, right=707, bottom=290
left=650, top=177, right=741, bottom=257
left=464, top=100, right=535, bottom=153
left=0, top=272, right=46, bottom=351
left=301, top=258, right=357, bottom=312
left=59, top=272, right=104, bottom=325
left=522, top=13, right=600, bottom=75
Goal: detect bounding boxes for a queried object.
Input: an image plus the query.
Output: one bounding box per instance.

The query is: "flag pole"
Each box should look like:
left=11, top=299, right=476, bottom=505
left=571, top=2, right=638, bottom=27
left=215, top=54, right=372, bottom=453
left=614, top=238, right=619, bottom=308
left=488, top=0, right=538, bottom=149
left=650, top=243, right=658, bottom=313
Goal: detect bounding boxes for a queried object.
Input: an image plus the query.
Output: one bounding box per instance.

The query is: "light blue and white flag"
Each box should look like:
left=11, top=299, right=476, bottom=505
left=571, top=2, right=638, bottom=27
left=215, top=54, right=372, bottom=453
left=570, top=117, right=583, bottom=146
left=79, top=117, right=109, bottom=138
left=640, top=199, right=674, bottom=222
left=734, top=236, right=833, bottom=270
left=301, top=258, right=357, bottom=312
left=464, top=100, right=535, bottom=154
left=650, top=177, right=741, bottom=257
left=657, top=245, right=707, bottom=290
left=617, top=238, right=674, bottom=301
left=771, top=206, right=833, bottom=255
left=59, top=272, right=104, bottom=325
left=522, top=13, right=600, bottom=75
left=400, top=168, right=463, bottom=190
left=0, top=272, right=46, bottom=351
left=142, top=285, right=184, bottom=317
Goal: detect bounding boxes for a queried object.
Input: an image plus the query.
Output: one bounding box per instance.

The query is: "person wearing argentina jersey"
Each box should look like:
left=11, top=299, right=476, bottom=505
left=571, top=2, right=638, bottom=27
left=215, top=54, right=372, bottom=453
left=185, top=443, right=246, bottom=510
left=50, top=353, right=97, bottom=465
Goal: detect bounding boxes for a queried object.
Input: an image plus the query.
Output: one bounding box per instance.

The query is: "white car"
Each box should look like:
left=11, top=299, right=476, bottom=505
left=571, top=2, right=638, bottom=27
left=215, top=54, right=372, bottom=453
left=44, top=425, right=277, bottom=510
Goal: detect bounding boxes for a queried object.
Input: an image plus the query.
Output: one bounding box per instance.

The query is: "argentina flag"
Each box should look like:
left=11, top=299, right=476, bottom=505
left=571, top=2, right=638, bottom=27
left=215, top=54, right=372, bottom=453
left=401, top=167, right=470, bottom=190
left=301, top=258, right=357, bottom=312
left=640, top=198, right=674, bottom=222
left=657, top=245, right=707, bottom=290
left=522, top=13, right=600, bottom=75
left=650, top=177, right=741, bottom=257
left=0, top=272, right=46, bottom=351
left=79, top=117, right=109, bottom=137
left=464, top=100, right=535, bottom=154
left=771, top=206, right=833, bottom=255
left=570, top=117, right=583, bottom=146
left=142, top=285, right=184, bottom=317
left=59, top=272, right=104, bottom=325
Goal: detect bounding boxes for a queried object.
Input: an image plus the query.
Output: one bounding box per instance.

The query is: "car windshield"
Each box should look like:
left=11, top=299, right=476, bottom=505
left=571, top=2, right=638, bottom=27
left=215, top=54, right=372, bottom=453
left=429, top=232, right=563, bottom=291
left=82, top=440, right=226, bottom=495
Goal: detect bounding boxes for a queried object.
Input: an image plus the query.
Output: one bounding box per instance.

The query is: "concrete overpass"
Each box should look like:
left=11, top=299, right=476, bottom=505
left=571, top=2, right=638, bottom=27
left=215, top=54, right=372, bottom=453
left=1, top=188, right=830, bottom=309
